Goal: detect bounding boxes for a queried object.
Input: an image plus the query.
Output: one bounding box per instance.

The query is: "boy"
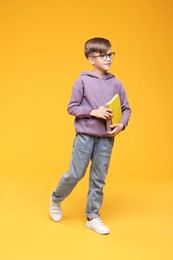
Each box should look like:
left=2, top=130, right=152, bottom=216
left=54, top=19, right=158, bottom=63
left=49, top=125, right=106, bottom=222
left=50, top=37, right=131, bottom=235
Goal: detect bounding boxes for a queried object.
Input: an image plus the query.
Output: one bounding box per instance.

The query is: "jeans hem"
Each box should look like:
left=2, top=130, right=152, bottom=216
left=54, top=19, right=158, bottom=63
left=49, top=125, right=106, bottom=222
left=86, top=214, right=100, bottom=219
left=52, top=192, right=62, bottom=203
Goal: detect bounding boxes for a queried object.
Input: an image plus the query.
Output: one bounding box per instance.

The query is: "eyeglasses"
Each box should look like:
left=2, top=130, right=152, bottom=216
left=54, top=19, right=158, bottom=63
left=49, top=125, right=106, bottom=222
left=92, top=52, right=115, bottom=61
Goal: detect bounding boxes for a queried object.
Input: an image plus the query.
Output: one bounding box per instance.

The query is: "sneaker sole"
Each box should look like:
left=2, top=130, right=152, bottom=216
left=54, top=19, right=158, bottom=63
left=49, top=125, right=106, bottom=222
left=86, top=223, right=110, bottom=235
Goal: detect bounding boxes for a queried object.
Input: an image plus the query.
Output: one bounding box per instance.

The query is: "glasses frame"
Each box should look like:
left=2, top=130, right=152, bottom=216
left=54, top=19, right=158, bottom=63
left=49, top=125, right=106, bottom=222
left=92, top=52, right=115, bottom=61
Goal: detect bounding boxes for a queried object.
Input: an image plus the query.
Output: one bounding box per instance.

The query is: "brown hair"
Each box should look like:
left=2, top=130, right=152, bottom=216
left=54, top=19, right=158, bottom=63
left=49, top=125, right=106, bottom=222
left=84, top=37, right=111, bottom=58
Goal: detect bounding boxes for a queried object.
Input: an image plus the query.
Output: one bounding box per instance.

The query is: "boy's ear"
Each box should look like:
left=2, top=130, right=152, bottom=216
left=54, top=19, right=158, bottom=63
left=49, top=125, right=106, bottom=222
left=88, top=56, right=95, bottom=65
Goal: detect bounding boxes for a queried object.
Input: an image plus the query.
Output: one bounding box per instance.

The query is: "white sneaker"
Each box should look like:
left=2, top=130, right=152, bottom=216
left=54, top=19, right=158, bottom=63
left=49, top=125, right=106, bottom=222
left=86, top=218, right=110, bottom=234
left=50, top=196, right=62, bottom=222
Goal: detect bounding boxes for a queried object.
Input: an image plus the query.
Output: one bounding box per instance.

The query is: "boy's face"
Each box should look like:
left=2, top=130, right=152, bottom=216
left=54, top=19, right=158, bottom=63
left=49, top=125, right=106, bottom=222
left=88, top=48, right=115, bottom=75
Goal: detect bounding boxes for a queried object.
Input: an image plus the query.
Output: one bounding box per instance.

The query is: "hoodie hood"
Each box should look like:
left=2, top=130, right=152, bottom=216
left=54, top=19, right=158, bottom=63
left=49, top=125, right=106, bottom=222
left=80, top=71, right=115, bottom=80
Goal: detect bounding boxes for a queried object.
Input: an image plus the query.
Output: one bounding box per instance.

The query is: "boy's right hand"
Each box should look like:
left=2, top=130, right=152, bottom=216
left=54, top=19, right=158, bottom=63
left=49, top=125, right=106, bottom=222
left=90, top=106, right=113, bottom=120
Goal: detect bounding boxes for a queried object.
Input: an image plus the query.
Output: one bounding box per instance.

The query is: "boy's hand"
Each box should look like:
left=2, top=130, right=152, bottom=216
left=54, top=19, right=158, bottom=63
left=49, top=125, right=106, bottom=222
left=107, top=123, right=124, bottom=137
left=90, top=106, right=113, bottom=120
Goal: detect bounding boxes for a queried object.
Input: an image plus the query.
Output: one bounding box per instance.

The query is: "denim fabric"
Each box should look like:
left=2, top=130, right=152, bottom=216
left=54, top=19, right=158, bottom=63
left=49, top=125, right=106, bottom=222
left=52, top=133, right=114, bottom=219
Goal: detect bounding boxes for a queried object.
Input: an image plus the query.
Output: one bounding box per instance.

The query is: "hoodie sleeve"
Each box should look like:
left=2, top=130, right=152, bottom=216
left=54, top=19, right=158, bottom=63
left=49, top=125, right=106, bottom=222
left=67, top=78, right=92, bottom=118
left=119, top=82, right=131, bottom=128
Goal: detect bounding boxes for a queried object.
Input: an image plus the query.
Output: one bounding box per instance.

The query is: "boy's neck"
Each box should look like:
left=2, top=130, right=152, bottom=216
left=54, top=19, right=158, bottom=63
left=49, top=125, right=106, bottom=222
left=92, top=68, right=107, bottom=78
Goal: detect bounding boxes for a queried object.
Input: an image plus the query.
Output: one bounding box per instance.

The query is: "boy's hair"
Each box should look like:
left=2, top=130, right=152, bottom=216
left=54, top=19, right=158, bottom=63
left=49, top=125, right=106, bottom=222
left=84, top=37, right=111, bottom=58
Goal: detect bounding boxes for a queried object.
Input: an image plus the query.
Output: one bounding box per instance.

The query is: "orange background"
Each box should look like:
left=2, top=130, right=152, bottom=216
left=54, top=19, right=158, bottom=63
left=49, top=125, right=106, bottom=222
left=0, top=0, right=173, bottom=259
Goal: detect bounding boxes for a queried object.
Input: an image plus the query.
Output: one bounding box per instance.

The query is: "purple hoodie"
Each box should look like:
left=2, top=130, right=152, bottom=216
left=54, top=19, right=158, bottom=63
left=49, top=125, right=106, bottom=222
left=67, top=71, right=131, bottom=137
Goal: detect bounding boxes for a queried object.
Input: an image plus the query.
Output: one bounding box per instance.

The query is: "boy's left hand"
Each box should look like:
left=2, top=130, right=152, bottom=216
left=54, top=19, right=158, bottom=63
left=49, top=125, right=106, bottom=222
left=107, top=123, right=124, bottom=137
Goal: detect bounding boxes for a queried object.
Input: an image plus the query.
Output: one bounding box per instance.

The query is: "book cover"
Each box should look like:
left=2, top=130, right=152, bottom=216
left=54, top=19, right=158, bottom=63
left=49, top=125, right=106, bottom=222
left=105, top=94, right=122, bottom=131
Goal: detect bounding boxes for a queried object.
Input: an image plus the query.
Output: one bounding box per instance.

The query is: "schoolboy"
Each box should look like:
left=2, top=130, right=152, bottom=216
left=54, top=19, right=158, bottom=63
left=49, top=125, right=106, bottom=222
left=50, top=37, right=131, bottom=234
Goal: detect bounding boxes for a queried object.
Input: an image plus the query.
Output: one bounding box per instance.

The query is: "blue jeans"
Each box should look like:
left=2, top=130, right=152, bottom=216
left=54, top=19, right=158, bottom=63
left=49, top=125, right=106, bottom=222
left=52, top=133, right=114, bottom=219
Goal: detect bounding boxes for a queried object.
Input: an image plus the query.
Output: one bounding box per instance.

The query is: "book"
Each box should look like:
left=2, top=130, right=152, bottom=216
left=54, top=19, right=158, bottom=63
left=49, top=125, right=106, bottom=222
left=105, top=94, right=122, bottom=131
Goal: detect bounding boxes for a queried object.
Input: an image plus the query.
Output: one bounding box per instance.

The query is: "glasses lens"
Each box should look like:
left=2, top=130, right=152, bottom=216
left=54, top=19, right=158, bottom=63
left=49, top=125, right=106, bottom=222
left=101, top=54, right=107, bottom=61
left=107, top=52, right=115, bottom=59
left=101, top=52, right=115, bottom=60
